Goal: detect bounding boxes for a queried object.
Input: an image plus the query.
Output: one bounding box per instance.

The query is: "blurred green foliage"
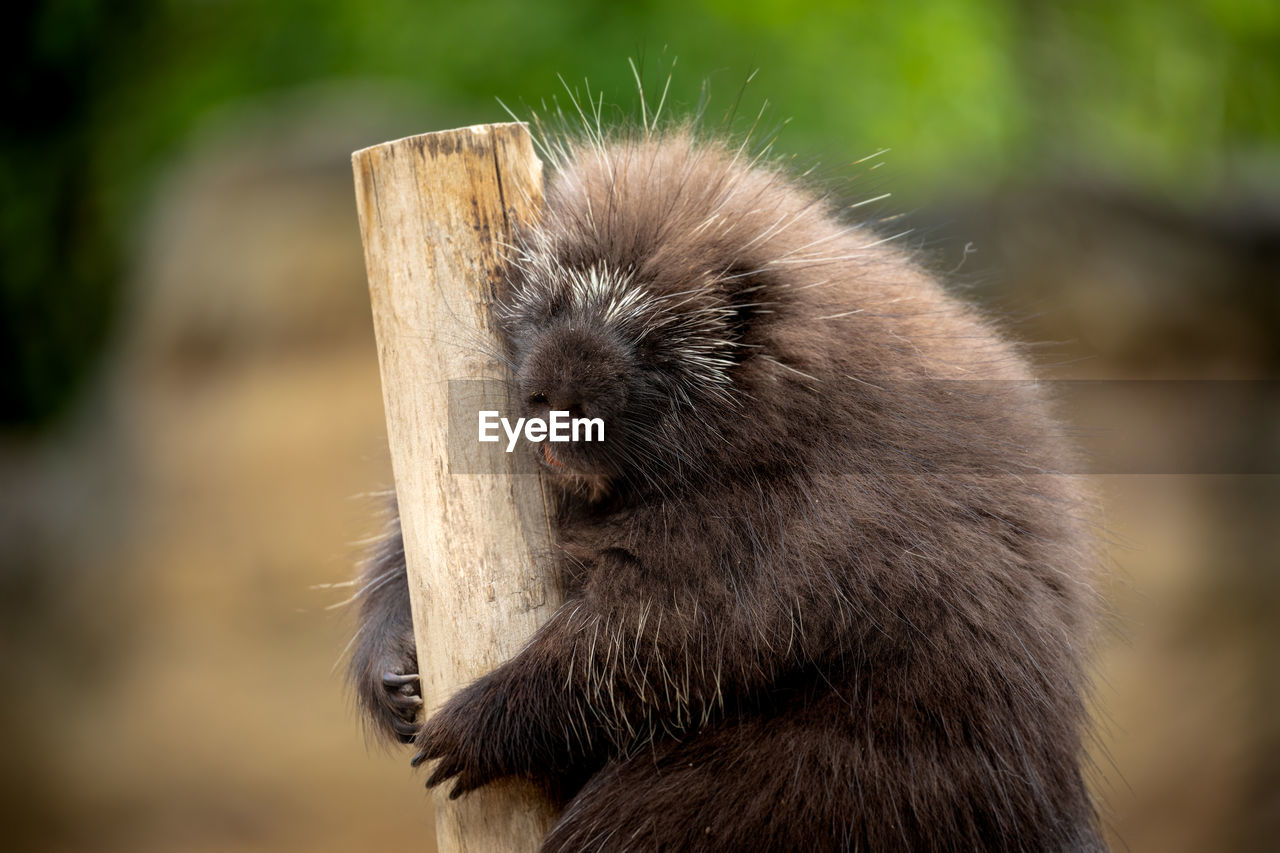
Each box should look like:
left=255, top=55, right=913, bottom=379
left=3, top=0, right=1277, bottom=425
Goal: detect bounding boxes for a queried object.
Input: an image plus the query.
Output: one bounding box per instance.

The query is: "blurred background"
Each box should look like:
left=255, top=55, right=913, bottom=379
left=2, top=1, right=1277, bottom=850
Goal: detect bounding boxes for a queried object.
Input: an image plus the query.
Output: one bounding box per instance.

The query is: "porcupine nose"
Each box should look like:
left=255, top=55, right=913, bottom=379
left=517, top=324, right=628, bottom=423
left=524, top=387, right=585, bottom=423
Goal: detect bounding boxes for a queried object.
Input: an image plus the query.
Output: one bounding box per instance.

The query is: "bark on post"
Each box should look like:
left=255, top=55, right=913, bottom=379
left=352, top=123, right=558, bottom=852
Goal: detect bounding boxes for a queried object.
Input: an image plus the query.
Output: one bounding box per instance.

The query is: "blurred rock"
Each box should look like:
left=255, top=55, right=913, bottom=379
left=912, top=183, right=1280, bottom=377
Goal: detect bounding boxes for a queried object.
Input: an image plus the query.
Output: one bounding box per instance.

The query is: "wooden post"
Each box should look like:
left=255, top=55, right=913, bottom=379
left=352, top=123, right=559, bottom=852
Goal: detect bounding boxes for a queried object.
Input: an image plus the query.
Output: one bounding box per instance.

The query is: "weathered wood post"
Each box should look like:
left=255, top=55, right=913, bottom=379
left=352, top=123, right=559, bottom=852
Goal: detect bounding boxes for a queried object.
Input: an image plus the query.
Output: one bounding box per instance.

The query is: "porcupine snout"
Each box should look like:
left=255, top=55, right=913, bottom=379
left=515, top=322, right=630, bottom=427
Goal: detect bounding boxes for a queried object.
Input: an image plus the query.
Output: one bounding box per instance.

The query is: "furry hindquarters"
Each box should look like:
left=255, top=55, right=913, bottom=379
left=541, top=689, right=1104, bottom=853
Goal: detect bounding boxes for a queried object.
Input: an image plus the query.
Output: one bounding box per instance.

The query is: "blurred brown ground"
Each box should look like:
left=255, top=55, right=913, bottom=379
left=0, top=93, right=1276, bottom=852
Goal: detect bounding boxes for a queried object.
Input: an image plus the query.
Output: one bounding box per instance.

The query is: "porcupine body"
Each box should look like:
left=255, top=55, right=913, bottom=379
left=349, top=122, right=1104, bottom=852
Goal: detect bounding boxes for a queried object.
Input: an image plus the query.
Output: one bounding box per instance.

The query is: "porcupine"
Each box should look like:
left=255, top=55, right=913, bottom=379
left=348, top=111, right=1105, bottom=851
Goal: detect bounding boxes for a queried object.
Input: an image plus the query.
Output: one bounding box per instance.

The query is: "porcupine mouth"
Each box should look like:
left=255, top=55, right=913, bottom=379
left=541, top=441, right=566, bottom=470
left=539, top=441, right=589, bottom=479
left=538, top=441, right=612, bottom=501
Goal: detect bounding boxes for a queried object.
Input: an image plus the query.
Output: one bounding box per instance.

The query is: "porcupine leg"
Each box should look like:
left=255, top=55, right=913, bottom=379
left=542, top=689, right=1107, bottom=853
left=541, top=710, right=855, bottom=853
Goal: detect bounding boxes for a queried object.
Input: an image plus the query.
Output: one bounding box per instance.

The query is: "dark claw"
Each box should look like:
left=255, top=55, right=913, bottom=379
left=382, top=671, right=419, bottom=685
left=426, top=761, right=450, bottom=787
left=410, top=737, right=443, bottom=765
left=392, top=716, right=418, bottom=743
left=448, top=767, right=485, bottom=799
left=409, top=727, right=446, bottom=766
left=377, top=669, right=422, bottom=743
left=427, top=755, right=465, bottom=789
left=389, top=692, right=423, bottom=709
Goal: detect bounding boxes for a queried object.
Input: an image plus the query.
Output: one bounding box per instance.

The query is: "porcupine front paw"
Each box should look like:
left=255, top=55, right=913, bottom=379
left=354, top=630, right=422, bottom=744
left=410, top=671, right=525, bottom=799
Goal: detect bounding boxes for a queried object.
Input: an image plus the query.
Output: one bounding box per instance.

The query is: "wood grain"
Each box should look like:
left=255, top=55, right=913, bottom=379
left=352, top=123, right=558, bottom=852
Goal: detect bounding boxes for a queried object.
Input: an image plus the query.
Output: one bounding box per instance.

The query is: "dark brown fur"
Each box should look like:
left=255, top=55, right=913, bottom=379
left=349, top=127, right=1104, bottom=851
